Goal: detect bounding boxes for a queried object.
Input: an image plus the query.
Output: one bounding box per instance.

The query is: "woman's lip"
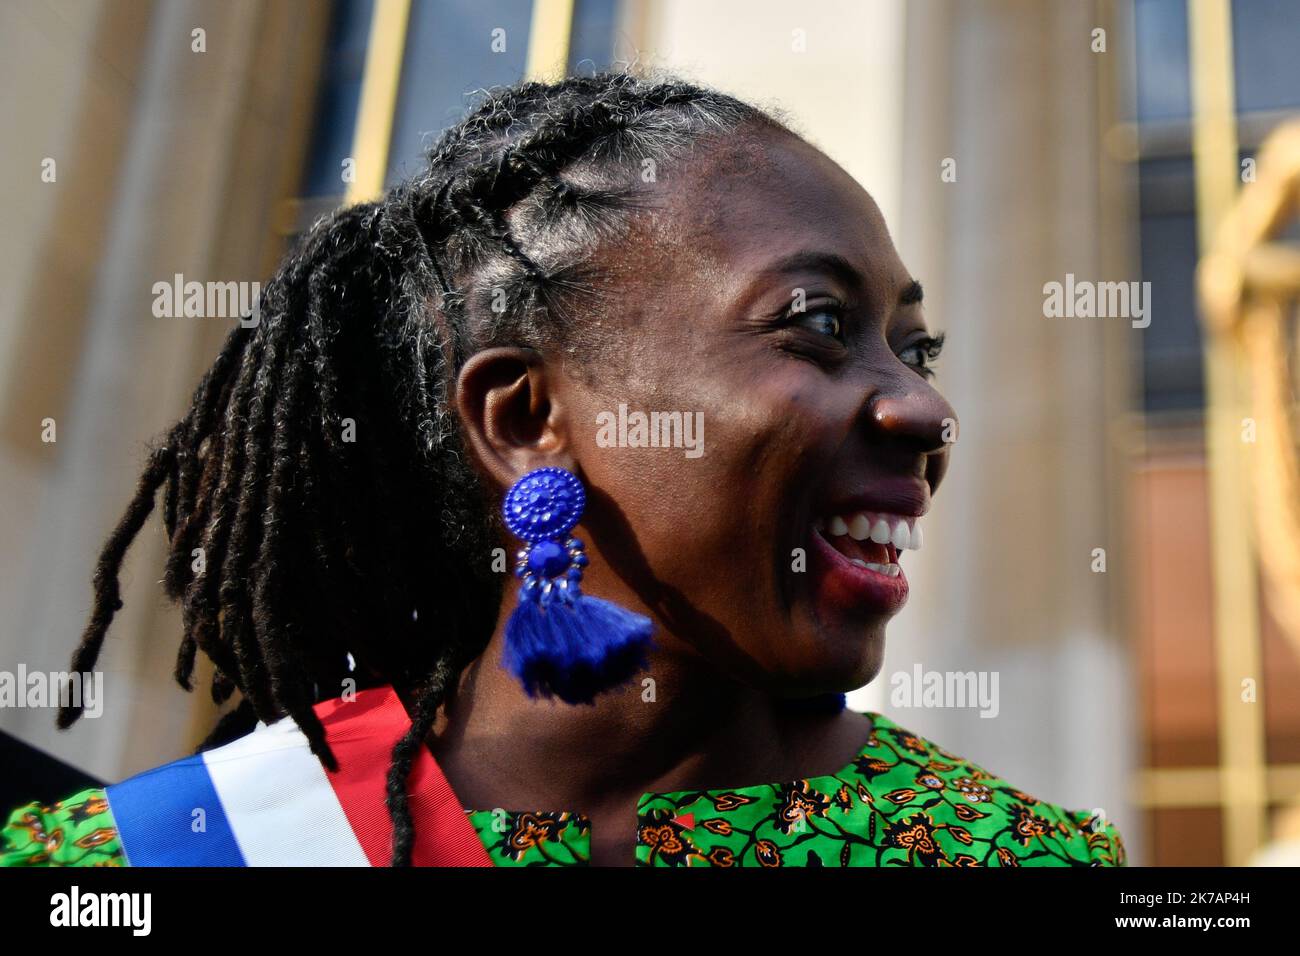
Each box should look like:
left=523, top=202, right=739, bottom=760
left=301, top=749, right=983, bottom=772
left=807, top=527, right=909, bottom=616
left=820, top=480, right=931, bottom=520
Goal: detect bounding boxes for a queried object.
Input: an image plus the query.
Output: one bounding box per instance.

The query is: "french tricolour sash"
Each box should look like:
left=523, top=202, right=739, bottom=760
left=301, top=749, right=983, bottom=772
left=104, top=686, right=491, bottom=866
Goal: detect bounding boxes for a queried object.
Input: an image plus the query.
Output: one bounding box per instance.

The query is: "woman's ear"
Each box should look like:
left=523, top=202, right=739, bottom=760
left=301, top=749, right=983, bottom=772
left=455, top=346, right=574, bottom=490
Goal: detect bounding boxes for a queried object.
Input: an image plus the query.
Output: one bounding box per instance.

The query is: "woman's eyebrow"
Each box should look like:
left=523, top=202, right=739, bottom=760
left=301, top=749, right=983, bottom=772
left=736, top=252, right=923, bottom=316
left=750, top=250, right=863, bottom=293
left=755, top=253, right=923, bottom=309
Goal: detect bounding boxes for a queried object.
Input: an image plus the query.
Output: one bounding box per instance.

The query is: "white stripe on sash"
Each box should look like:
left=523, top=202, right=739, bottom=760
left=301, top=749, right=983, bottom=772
left=200, top=717, right=370, bottom=866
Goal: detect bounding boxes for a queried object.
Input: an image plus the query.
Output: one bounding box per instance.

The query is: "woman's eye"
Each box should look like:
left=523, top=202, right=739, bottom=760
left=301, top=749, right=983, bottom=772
left=792, top=308, right=843, bottom=341
left=898, top=334, right=945, bottom=379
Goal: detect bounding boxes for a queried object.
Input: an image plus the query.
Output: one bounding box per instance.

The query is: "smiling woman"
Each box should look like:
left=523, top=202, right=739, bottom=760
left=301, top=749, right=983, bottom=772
left=1, top=71, right=1124, bottom=868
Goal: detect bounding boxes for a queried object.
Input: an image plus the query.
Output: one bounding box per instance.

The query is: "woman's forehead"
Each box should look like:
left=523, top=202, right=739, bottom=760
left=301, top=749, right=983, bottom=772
left=627, top=128, right=902, bottom=295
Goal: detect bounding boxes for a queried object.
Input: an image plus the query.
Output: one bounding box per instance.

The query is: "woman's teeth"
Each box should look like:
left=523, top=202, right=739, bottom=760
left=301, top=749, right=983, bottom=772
left=823, top=511, right=923, bottom=551
left=849, top=557, right=902, bottom=576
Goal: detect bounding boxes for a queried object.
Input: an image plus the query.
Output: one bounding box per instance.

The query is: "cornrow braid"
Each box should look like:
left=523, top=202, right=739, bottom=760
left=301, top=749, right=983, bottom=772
left=59, top=71, right=784, bottom=865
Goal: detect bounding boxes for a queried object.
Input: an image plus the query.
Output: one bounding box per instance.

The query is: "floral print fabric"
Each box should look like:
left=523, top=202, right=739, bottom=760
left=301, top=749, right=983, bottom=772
left=1, top=789, right=124, bottom=867
left=4, top=711, right=1125, bottom=867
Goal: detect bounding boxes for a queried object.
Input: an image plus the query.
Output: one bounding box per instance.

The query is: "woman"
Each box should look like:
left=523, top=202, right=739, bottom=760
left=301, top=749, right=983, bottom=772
left=2, top=72, right=1124, bottom=867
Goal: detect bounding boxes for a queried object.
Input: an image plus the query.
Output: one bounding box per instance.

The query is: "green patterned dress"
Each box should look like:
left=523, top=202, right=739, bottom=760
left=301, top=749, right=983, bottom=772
left=3, top=710, right=1126, bottom=867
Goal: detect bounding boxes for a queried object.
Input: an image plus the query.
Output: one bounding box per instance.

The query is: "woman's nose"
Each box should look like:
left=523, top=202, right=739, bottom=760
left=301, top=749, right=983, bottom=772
left=865, top=387, right=958, bottom=457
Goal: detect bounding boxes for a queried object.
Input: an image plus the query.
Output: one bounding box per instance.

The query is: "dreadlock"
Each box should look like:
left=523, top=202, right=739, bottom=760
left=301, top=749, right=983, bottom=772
left=57, top=71, right=782, bottom=865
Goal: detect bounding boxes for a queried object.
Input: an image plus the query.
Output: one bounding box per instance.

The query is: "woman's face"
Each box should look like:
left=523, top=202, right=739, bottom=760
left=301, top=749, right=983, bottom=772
left=553, top=125, right=957, bottom=697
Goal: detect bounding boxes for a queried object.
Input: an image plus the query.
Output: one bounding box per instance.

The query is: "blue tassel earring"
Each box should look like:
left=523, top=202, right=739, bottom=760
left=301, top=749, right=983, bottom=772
left=501, top=467, right=655, bottom=704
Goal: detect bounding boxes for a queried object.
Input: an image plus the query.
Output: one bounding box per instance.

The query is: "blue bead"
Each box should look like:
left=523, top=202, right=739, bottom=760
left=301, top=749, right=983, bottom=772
left=502, top=468, right=586, bottom=543
left=527, top=539, right=569, bottom=578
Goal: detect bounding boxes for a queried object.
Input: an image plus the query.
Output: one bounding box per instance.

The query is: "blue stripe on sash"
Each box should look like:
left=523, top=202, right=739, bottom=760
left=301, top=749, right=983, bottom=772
left=106, top=754, right=246, bottom=866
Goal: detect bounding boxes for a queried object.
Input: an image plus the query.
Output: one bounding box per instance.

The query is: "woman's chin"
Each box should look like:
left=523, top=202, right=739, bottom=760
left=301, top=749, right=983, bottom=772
left=762, top=620, right=887, bottom=698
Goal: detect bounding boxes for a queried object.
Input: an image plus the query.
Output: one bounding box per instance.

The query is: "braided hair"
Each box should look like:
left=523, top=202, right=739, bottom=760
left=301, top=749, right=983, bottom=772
left=56, top=71, right=783, bottom=865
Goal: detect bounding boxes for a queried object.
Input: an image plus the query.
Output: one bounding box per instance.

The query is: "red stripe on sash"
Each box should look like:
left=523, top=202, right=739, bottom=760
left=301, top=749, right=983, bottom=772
left=312, top=687, right=492, bottom=867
